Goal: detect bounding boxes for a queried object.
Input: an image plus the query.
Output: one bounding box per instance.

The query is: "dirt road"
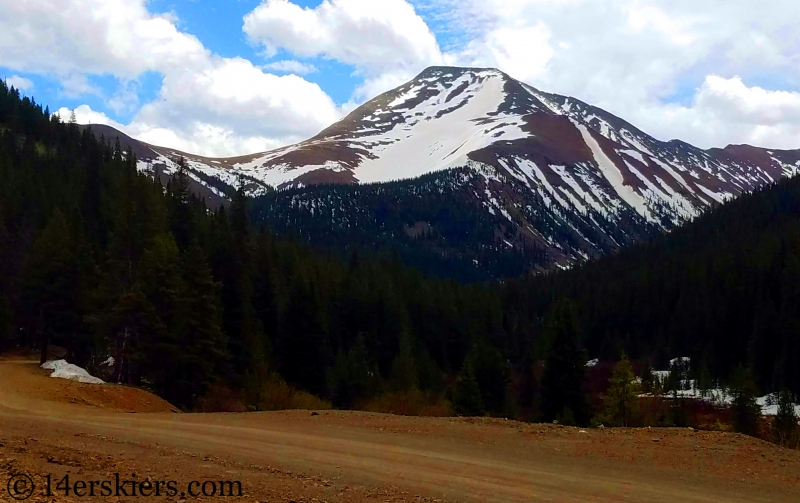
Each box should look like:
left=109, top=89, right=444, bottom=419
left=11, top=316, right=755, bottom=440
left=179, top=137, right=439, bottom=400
left=1, top=361, right=799, bottom=502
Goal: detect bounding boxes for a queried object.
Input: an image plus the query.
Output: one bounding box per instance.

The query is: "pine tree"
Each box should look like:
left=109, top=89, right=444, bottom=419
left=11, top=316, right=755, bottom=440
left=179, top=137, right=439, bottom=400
left=107, top=288, right=166, bottom=385
left=640, top=362, right=656, bottom=394
left=461, top=341, right=510, bottom=415
left=541, top=300, right=588, bottom=424
left=772, top=390, right=798, bottom=448
left=22, top=209, right=94, bottom=364
left=601, top=355, right=640, bottom=427
left=327, top=335, right=378, bottom=408
left=277, top=278, right=330, bottom=396
left=135, top=233, right=184, bottom=399
left=169, top=157, right=195, bottom=250
left=453, top=363, right=485, bottom=416
left=730, top=366, right=762, bottom=437
left=177, top=245, right=229, bottom=407
left=388, top=333, right=418, bottom=392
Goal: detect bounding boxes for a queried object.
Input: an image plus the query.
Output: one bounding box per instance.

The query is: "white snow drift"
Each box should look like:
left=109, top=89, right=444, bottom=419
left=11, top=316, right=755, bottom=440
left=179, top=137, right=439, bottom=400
left=41, top=360, right=105, bottom=385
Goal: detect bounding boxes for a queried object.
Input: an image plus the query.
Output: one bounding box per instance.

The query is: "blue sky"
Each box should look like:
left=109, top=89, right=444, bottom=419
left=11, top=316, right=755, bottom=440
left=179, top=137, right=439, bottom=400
left=1, top=0, right=799, bottom=157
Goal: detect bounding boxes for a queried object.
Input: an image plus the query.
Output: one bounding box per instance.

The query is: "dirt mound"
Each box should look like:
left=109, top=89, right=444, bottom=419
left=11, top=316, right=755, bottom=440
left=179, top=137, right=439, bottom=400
left=0, top=360, right=177, bottom=413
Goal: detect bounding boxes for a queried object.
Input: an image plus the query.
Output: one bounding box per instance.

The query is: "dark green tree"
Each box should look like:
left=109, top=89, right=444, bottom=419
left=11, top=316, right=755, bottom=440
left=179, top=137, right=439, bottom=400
left=600, top=355, right=640, bottom=427
left=461, top=341, right=510, bottom=416
left=177, top=245, right=230, bottom=407
left=772, top=390, right=798, bottom=448
left=277, top=278, right=330, bottom=396
left=541, top=300, right=588, bottom=424
left=453, top=362, right=485, bottom=417
left=729, top=366, right=762, bottom=437
left=22, top=209, right=94, bottom=364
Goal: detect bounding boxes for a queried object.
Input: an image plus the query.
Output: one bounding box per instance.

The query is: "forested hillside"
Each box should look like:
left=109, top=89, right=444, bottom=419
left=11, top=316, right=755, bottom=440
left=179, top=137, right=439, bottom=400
left=250, top=171, right=554, bottom=282
left=0, top=81, right=516, bottom=413
left=509, top=177, right=800, bottom=397
left=0, top=81, right=797, bottom=423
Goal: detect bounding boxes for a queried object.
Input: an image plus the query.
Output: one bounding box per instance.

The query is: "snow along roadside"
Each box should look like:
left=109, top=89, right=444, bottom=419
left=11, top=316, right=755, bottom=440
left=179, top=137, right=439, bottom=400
left=41, top=360, right=105, bottom=384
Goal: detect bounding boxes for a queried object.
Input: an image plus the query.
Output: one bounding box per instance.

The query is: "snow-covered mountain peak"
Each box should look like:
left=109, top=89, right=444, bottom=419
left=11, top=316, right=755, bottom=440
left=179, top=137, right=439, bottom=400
left=91, top=66, right=800, bottom=269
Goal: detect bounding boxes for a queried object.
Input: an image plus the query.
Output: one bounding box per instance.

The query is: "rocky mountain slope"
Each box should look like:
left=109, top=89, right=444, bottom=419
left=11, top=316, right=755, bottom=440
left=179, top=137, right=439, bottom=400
left=92, top=66, right=800, bottom=271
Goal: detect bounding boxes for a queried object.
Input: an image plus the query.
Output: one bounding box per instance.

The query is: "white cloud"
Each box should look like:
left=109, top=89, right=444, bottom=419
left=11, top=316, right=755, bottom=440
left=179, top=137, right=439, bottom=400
left=55, top=105, right=122, bottom=127
left=424, top=0, right=800, bottom=150
left=457, top=23, right=553, bottom=83
left=0, top=0, right=343, bottom=157
left=245, top=0, right=443, bottom=71
left=263, top=60, right=318, bottom=75
left=245, top=0, right=446, bottom=100
left=131, top=57, right=341, bottom=157
left=650, top=76, right=800, bottom=149
left=0, top=0, right=208, bottom=78
left=4, top=75, right=33, bottom=91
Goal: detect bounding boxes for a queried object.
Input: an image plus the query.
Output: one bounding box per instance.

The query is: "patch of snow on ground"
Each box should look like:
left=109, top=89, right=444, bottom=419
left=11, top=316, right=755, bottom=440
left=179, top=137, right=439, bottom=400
left=647, top=358, right=799, bottom=417
left=41, top=360, right=105, bottom=384
left=575, top=122, right=651, bottom=220
left=353, top=72, right=528, bottom=183
left=620, top=149, right=647, bottom=165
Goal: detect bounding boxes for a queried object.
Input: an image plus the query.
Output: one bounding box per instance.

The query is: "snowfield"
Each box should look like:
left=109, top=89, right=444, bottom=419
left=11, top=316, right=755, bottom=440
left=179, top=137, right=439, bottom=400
left=41, top=360, right=105, bottom=384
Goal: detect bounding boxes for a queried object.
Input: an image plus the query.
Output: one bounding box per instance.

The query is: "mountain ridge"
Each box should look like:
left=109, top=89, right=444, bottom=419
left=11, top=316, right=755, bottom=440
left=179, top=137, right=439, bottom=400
left=84, top=66, right=800, bottom=272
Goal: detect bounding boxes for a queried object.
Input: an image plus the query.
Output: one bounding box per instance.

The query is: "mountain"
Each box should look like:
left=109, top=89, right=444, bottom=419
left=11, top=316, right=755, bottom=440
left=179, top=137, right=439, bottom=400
left=4, top=73, right=800, bottom=415
left=89, top=67, right=800, bottom=275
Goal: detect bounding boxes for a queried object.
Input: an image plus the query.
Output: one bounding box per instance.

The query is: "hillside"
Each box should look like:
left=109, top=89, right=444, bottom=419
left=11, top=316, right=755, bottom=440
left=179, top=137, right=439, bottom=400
left=507, top=173, right=800, bottom=397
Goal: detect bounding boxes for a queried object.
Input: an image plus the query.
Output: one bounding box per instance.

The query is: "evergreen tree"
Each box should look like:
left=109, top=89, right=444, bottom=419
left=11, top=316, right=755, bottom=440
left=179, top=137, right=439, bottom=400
left=388, top=333, right=418, bottom=392
left=453, top=362, right=485, bottom=416
left=169, top=157, right=195, bottom=250
left=600, top=355, right=640, bottom=427
left=107, top=288, right=165, bottom=385
left=277, top=278, right=330, bottom=396
left=327, top=335, right=377, bottom=408
left=216, top=185, right=269, bottom=403
left=177, top=245, right=229, bottom=407
left=22, top=209, right=94, bottom=364
left=541, top=300, right=588, bottom=424
left=135, top=234, right=184, bottom=398
left=640, top=362, right=656, bottom=394
left=729, top=366, right=762, bottom=437
left=461, top=341, right=510, bottom=416
left=772, top=390, right=798, bottom=448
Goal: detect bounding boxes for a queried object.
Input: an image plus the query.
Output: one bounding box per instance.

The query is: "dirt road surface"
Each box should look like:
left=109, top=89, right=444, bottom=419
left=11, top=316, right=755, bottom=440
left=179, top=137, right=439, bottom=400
left=1, top=360, right=799, bottom=502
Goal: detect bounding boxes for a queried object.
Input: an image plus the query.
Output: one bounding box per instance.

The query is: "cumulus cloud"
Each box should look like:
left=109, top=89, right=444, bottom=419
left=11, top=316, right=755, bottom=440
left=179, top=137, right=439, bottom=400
left=652, top=76, right=800, bottom=149
left=55, top=105, right=123, bottom=127
left=4, top=75, right=33, bottom=91
left=0, top=0, right=342, bottom=157
left=0, top=0, right=208, bottom=78
left=245, top=0, right=446, bottom=99
left=245, top=0, right=442, bottom=70
left=132, top=57, right=340, bottom=157
left=424, top=0, right=800, bottom=150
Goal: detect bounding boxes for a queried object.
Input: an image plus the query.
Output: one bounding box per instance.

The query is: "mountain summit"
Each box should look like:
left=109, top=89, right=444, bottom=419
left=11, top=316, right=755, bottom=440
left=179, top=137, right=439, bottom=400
left=99, top=66, right=800, bottom=271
